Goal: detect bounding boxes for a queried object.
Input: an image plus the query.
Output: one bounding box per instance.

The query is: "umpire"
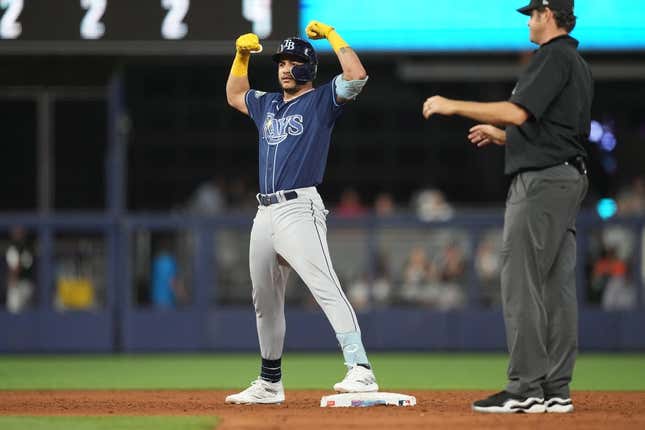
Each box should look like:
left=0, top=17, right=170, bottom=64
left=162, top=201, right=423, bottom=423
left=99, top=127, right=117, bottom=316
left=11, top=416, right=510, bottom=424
left=422, top=0, right=592, bottom=414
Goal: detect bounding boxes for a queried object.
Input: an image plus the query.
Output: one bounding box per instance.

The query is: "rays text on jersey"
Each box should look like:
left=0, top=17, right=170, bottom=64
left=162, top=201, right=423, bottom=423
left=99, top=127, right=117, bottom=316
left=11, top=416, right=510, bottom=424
left=263, top=113, right=304, bottom=145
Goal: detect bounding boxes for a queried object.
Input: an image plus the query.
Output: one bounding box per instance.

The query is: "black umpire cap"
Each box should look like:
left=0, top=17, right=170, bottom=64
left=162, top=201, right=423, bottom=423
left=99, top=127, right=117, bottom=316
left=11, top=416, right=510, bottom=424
left=517, top=0, right=574, bottom=15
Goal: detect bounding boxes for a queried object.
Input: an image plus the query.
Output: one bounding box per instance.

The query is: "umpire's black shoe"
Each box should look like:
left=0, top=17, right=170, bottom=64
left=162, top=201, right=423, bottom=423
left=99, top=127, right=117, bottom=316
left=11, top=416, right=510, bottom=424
left=472, top=391, right=545, bottom=413
left=545, top=397, right=574, bottom=413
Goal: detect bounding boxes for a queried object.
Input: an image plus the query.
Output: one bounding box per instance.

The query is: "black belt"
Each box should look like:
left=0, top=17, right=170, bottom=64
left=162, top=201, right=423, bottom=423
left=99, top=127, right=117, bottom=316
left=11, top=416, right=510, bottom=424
left=515, top=156, right=587, bottom=176
left=564, top=155, right=588, bottom=176
left=257, top=190, right=298, bottom=206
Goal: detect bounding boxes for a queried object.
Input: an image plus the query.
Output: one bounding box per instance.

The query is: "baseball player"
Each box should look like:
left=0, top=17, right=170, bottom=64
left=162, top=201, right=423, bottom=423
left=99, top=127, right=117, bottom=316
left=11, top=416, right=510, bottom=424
left=422, top=0, right=591, bottom=414
left=224, top=21, right=377, bottom=404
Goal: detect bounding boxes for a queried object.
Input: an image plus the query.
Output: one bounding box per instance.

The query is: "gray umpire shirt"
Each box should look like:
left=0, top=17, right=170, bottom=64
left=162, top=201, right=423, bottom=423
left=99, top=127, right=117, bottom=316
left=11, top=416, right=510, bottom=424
left=505, top=35, right=594, bottom=176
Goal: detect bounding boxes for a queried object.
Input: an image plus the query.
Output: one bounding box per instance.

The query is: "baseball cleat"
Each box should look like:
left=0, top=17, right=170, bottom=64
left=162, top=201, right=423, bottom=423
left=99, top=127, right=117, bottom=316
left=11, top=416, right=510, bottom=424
left=333, top=365, right=379, bottom=393
left=472, top=391, right=545, bottom=413
left=225, top=378, right=285, bottom=404
left=545, top=397, right=574, bottom=413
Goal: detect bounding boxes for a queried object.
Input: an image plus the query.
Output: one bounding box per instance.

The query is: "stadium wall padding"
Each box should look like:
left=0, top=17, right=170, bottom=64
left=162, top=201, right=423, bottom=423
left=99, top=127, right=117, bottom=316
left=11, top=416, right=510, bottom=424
left=2, top=309, right=644, bottom=352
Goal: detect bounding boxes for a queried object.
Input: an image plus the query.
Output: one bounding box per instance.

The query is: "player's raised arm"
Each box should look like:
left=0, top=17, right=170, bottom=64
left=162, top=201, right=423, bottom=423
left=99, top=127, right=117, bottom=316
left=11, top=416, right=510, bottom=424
left=226, top=33, right=262, bottom=115
left=305, top=21, right=368, bottom=103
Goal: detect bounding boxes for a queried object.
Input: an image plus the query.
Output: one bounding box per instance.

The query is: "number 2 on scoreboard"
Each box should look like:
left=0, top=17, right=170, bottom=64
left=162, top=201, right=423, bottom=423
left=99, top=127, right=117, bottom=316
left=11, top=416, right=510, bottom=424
left=80, top=0, right=107, bottom=40
left=161, top=0, right=189, bottom=40
left=0, top=0, right=23, bottom=40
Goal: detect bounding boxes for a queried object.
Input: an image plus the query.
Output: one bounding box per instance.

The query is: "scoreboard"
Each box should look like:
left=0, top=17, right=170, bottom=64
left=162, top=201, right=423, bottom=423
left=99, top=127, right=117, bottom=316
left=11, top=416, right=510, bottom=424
left=2, top=0, right=643, bottom=54
left=0, top=0, right=298, bottom=54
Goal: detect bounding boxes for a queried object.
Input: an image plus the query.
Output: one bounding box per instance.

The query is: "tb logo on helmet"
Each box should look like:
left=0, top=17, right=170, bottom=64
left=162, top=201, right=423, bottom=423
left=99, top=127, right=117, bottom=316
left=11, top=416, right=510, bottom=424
left=282, top=40, right=295, bottom=51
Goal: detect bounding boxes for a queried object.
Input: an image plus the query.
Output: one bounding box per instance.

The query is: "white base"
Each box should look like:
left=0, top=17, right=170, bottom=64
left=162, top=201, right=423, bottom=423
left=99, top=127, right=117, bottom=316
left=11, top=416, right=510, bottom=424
left=320, top=392, right=416, bottom=408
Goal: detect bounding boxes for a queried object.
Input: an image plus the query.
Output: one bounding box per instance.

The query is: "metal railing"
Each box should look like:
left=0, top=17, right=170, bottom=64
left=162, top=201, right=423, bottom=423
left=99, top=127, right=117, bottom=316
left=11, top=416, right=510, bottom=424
left=1, top=210, right=642, bottom=313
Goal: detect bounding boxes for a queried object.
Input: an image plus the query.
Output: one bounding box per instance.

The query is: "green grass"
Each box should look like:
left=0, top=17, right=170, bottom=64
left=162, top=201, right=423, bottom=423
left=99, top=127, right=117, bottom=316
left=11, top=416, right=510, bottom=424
left=0, top=353, right=644, bottom=391
left=0, top=416, right=217, bottom=430
left=0, top=354, right=643, bottom=430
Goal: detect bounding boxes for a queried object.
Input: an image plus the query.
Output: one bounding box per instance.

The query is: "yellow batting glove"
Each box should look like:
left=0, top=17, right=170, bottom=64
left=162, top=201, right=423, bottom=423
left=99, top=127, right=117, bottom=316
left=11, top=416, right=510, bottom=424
left=235, top=33, right=262, bottom=54
left=231, top=33, right=261, bottom=77
left=306, top=20, right=349, bottom=54
left=305, top=20, right=334, bottom=40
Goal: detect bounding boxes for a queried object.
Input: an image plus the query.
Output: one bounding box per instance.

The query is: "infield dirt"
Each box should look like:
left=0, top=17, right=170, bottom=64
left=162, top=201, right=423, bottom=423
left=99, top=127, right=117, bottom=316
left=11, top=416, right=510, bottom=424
left=1, top=390, right=644, bottom=429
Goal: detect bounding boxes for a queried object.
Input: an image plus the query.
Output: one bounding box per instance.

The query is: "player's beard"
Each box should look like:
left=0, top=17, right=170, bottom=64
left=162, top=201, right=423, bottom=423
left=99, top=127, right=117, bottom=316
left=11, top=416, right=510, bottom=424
left=282, top=82, right=302, bottom=95
left=283, top=85, right=301, bottom=95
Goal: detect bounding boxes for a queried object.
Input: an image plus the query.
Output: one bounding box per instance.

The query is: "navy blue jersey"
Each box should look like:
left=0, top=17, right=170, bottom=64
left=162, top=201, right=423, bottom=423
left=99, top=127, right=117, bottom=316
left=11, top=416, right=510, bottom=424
left=245, top=76, right=344, bottom=194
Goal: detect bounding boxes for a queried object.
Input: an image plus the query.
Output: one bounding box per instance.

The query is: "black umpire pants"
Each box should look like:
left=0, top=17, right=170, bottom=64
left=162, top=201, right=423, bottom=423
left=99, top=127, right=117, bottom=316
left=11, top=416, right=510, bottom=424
left=501, top=163, right=588, bottom=398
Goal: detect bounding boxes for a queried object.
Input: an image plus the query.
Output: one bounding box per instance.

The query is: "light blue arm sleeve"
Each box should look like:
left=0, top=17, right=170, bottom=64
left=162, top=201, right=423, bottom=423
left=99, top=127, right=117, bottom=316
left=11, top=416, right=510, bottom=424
left=334, top=74, right=369, bottom=100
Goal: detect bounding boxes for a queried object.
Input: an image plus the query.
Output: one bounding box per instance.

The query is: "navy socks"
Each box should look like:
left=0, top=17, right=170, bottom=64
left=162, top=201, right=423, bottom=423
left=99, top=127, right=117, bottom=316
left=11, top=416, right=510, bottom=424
left=260, top=358, right=281, bottom=383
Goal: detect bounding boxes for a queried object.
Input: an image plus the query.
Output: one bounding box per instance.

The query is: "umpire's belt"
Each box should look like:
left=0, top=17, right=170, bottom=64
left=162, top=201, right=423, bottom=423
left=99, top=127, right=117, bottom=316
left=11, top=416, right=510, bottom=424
left=516, top=156, right=587, bottom=177
left=564, top=155, right=588, bottom=176
left=257, top=190, right=299, bottom=206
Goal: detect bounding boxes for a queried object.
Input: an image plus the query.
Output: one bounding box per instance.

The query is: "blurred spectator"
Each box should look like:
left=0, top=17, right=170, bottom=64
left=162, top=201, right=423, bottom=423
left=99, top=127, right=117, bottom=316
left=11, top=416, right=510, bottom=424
left=475, top=233, right=503, bottom=308
left=151, top=237, right=187, bottom=309
left=398, top=243, right=467, bottom=310
left=617, top=176, right=645, bottom=215
left=400, top=246, right=440, bottom=305
left=371, top=253, right=393, bottom=306
left=55, top=240, right=98, bottom=311
left=336, top=188, right=368, bottom=217
left=347, top=252, right=393, bottom=310
left=413, top=189, right=454, bottom=222
left=602, top=271, right=637, bottom=311
left=590, top=246, right=627, bottom=305
left=5, top=226, right=35, bottom=313
left=614, top=175, right=645, bottom=291
left=440, top=242, right=466, bottom=283
left=228, top=177, right=258, bottom=210
left=347, top=275, right=370, bottom=310
left=598, top=226, right=634, bottom=263
left=436, top=242, right=467, bottom=310
left=185, top=178, right=225, bottom=214
left=374, top=192, right=396, bottom=217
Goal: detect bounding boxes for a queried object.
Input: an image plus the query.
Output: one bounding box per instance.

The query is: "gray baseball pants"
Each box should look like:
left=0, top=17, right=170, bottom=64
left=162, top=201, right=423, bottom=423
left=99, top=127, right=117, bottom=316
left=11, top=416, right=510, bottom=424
left=501, top=163, right=588, bottom=399
left=249, top=187, right=361, bottom=360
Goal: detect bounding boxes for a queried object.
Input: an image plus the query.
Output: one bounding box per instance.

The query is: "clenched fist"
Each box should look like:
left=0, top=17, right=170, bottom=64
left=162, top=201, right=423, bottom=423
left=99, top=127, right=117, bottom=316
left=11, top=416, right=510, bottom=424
left=305, top=20, right=334, bottom=40
left=236, top=33, right=262, bottom=54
